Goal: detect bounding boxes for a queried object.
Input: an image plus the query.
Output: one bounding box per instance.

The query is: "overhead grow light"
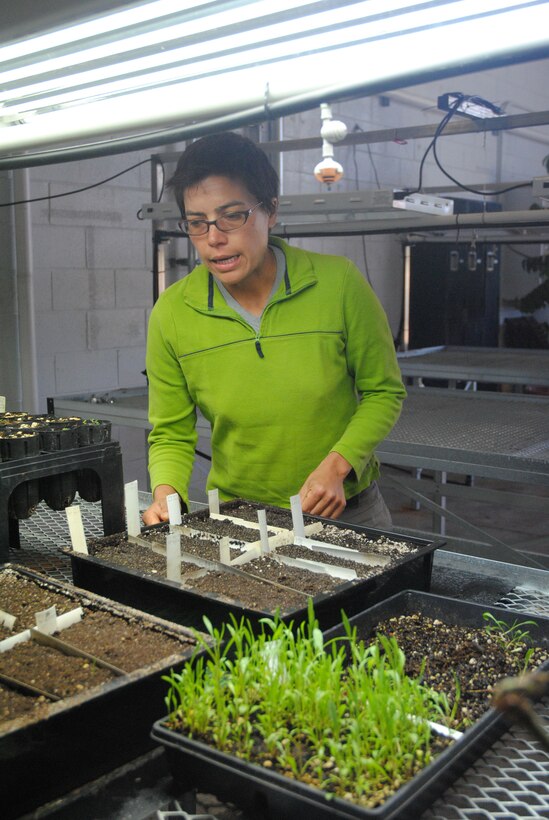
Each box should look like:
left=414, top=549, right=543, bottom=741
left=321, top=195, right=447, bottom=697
left=0, top=0, right=548, bottom=166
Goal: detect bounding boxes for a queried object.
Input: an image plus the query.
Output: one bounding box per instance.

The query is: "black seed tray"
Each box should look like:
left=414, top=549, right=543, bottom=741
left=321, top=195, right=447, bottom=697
left=67, top=500, right=445, bottom=631
left=152, top=590, right=549, bottom=820
left=0, top=564, right=201, bottom=819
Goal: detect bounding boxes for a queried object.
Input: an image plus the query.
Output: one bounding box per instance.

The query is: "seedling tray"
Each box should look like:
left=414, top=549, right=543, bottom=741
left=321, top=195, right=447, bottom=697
left=152, top=590, right=549, bottom=820
left=67, top=501, right=444, bottom=631
left=0, top=564, right=202, bottom=819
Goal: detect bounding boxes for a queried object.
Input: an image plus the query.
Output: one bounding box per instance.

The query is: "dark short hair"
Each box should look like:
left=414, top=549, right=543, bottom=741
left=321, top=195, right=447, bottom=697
left=168, top=131, right=279, bottom=218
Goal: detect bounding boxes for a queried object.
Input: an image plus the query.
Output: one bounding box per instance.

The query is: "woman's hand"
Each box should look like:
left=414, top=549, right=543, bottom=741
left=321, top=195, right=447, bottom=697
left=299, top=452, right=352, bottom=519
left=142, top=484, right=178, bottom=525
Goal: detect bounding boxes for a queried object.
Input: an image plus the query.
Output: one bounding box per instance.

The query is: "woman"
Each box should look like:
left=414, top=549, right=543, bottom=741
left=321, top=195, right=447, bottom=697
left=143, top=131, right=405, bottom=528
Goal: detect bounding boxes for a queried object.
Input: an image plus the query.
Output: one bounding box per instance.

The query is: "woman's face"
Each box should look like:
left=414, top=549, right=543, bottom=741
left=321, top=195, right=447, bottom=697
left=183, top=175, right=277, bottom=293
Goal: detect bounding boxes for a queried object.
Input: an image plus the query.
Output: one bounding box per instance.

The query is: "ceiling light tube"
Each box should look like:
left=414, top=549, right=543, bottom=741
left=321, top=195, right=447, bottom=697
left=0, top=0, right=533, bottom=87
left=0, top=0, right=212, bottom=62
left=0, top=0, right=546, bottom=155
left=3, top=0, right=542, bottom=113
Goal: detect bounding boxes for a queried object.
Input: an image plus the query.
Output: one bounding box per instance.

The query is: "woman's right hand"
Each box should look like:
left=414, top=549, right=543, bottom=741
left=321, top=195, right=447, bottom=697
left=142, top=484, right=178, bottom=525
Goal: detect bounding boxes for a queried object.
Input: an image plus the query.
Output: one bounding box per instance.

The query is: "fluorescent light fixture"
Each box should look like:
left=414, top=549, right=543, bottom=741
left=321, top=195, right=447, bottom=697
left=0, top=0, right=213, bottom=62
left=0, top=0, right=548, bottom=162
left=393, top=194, right=455, bottom=216
left=1, top=0, right=472, bottom=106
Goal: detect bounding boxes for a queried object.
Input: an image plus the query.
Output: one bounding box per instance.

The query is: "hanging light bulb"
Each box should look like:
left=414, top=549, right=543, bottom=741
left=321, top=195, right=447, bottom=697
left=314, top=102, right=347, bottom=186
left=314, top=156, right=344, bottom=184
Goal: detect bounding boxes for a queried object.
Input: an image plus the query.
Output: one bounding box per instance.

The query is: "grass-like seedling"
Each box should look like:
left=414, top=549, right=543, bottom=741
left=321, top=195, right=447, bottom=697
left=483, top=611, right=538, bottom=673
left=163, top=603, right=455, bottom=808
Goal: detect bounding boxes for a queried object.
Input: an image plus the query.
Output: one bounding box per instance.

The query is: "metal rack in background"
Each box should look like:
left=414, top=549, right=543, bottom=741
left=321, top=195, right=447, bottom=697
left=377, top=387, right=549, bottom=563
left=6, top=497, right=549, bottom=820
left=397, top=345, right=549, bottom=389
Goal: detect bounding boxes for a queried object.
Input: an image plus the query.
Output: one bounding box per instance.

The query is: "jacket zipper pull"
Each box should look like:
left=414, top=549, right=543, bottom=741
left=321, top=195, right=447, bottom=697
left=255, top=338, right=265, bottom=358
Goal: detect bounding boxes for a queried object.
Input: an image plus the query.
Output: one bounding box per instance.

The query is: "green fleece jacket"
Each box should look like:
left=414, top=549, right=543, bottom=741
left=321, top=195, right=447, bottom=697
left=146, top=236, right=406, bottom=509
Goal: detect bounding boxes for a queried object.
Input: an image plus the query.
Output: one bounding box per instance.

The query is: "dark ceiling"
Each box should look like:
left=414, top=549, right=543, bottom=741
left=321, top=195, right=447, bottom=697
left=0, top=0, right=139, bottom=44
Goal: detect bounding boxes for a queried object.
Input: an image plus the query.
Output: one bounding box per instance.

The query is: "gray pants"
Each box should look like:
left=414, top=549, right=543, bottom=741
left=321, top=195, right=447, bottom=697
left=337, top=481, right=392, bottom=531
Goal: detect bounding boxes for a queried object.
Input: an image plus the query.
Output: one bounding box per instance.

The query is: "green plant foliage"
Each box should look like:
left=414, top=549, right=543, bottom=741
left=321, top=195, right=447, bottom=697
left=483, top=612, right=537, bottom=673
left=163, top=605, right=456, bottom=807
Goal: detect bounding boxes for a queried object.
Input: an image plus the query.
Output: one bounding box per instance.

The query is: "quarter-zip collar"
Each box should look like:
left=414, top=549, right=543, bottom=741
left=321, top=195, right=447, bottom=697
left=182, top=236, right=317, bottom=316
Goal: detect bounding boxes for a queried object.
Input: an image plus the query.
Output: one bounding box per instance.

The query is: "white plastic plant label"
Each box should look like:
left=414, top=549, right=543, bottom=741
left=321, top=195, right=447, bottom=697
left=0, top=610, right=16, bottom=631
left=208, top=488, right=220, bottom=515
left=66, top=505, right=88, bottom=553
left=219, top=536, right=231, bottom=565
left=56, top=607, right=84, bottom=631
left=124, top=480, right=141, bottom=537
left=0, top=396, right=5, bottom=412
left=167, top=492, right=182, bottom=528
left=35, top=605, right=58, bottom=635
left=0, top=629, right=31, bottom=652
left=290, top=494, right=305, bottom=539
left=257, top=509, right=270, bottom=554
left=166, top=531, right=181, bottom=582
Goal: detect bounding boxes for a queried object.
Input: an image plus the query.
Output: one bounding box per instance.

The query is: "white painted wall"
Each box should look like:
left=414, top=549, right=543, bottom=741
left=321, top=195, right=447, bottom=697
left=1, top=57, right=548, bottom=487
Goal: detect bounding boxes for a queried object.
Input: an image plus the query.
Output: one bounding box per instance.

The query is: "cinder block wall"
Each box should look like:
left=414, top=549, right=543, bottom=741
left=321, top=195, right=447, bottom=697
left=29, top=151, right=153, bottom=403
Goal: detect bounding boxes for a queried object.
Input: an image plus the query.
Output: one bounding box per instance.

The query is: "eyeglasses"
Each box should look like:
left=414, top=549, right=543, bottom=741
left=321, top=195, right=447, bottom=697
left=179, top=202, right=263, bottom=236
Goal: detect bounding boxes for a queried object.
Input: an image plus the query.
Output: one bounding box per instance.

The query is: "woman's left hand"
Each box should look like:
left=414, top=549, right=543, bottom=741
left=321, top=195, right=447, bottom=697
left=299, top=452, right=352, bottom=519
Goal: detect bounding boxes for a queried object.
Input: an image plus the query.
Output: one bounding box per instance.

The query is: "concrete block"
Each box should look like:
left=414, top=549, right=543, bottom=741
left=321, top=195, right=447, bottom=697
left=33, top=152, right=148, bottom=186
left=54, top=349, right=118, bottom=394
left=31, top=269, right=53, bottom=312
left=37, top=355, right=57, bottom=413
left=28, top=181, right=50, bottom=225
left=52, top=269, right=115, bottom=310
left=35, top=310, right=88, bottom=353
left=86, top=226, right=147, bottom=269
left=49, top=182, right=149, bottom=229
left=33, top=224, right=86, bottom=269
left=115, top=269, right=153, bottom=308
left=117, top=346, right=147, bottom=387
left=87, top=308, right=146, bottom=350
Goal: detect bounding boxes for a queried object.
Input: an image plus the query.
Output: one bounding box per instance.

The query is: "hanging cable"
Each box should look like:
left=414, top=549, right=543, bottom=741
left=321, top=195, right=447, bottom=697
left=410, top=93, right=532, bottom=198
left=0, top=158, right=151, bottom=207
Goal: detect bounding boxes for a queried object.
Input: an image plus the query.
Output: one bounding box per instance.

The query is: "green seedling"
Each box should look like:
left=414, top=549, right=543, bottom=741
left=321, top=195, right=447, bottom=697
left=163, top=602, right=456, bottom=807
left=483, top=612, right=538, bottom=673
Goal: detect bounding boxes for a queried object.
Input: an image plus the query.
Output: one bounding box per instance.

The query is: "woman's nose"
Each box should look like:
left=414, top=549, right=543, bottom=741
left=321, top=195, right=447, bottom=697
left=207, top=223, right=228, bottom=245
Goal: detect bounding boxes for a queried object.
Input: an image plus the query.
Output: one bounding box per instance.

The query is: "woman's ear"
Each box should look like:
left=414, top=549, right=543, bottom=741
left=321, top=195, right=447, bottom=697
left=268, top=198, right=278, bottom=227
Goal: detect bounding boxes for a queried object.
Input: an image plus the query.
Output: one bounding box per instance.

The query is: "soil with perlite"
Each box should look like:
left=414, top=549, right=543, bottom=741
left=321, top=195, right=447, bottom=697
left=0, top=568, right=197, bottom=727
left=84, top=501, right=425, bottom=611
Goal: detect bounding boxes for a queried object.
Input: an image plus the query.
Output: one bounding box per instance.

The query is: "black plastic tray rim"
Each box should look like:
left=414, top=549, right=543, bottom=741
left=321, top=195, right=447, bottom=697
left=66, top=506, right=444, bottom=629
left=0, top=564, right=202, bottom=819
left=151, top=589, right=549, bottom=820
